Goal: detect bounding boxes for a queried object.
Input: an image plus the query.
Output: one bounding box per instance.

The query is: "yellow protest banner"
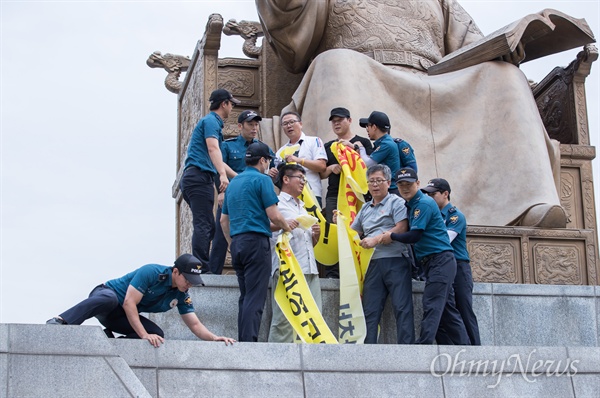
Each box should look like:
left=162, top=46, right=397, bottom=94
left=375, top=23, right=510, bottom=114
left=301, top=184, right=339, bottom=265
left=295, top=214, right=318, bottom=230
left=278, top=144, right=301, bottom=161
left=332, top=141, right=369, bottom=205
left=274, top=233, right=338, bottom=344
left=336, top=212, right=370, bottom=344
left=332, top=142, right=371, bottom=283
left=329, top=144, right=374, bottom=344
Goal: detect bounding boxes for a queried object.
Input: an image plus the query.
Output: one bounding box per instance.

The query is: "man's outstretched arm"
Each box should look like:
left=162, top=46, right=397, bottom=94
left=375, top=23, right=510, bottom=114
left=181, top=312, right=236, bottom=345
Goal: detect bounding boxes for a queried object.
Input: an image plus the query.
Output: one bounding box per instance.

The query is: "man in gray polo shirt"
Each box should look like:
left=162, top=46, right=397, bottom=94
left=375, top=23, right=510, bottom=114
left=350, top=164, right=415, bottom=344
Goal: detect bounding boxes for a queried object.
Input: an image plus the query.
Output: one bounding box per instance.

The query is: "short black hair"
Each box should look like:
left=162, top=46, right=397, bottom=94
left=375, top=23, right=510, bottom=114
left=281, top=111, right=302, bottom=122
left=210, top=100, right=227, bottom=111
left=275, top=163, right=305, bottom=189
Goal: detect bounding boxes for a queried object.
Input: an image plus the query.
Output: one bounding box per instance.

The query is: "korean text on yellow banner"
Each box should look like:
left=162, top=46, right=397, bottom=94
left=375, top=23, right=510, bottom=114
left=332, top=142, right=371, bottom=282
left=274, top=233, right=338, bottom=344
left=337, top=212, right=372, bottom=343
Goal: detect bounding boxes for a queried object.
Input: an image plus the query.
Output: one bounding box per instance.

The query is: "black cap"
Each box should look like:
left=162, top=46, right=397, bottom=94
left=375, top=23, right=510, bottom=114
left=329, top=107, right=351, bottom=121
left=421, top=178, right=451, bottom=194
left=395, top=168, right=418, bottom=183
left=174, top=254, right=205, bottom=286
left=238, top=110, right=262, bottom=123
left=246, top=142, right=272, bottom=159
left=209, top=88, right=241, bottom=105
left=359, top=111, right=390, bottom=130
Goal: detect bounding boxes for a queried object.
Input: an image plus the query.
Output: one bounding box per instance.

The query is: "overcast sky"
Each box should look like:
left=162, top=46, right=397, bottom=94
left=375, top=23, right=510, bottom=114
left=1, top=1, right=598, bottom=325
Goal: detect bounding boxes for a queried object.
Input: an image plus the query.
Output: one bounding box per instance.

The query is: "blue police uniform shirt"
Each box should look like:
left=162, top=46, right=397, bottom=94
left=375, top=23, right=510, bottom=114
left=104, top=264, right=195, bottom=315
left=441, top=202, right=470, bottom=262
left=222, top=167, right=279, bottom=237
left=222, top=135, right=276, bottom=175
left=184, top=112, right=224, bottom=174
left=370, top=134, right=401, bottom=190
left=396, top=139, right=418, bottom=172
left=406, top=190, right=453, bottom=260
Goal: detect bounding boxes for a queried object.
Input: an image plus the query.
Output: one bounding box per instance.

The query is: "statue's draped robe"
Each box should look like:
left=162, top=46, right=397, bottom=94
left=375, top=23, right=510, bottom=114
left=257, top=0, right=561, bottom=226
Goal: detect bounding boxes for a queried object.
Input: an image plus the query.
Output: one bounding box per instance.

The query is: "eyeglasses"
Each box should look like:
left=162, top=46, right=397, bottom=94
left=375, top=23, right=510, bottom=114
left=426, top=191, right=439, bottom=197
left=367, top=179, right=388, bottom=185
left=281, top=120, right=299, bottom=127
left=287, top=175, right=307, bottom=183
left=227, top=101, right=236, bottom=108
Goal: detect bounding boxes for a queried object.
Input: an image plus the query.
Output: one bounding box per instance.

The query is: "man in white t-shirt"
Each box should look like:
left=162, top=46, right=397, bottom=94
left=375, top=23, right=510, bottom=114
left=268, top=163, right=321, bottom=342
left=275, top=111, right=327, bottom=206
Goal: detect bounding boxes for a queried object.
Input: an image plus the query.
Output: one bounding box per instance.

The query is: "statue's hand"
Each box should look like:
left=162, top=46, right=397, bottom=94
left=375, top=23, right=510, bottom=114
left=501, top=42, right=525, bottom=65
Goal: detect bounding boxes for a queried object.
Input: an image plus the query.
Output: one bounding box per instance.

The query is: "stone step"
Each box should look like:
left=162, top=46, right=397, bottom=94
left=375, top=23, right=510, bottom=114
left=149, top=275, right=600, bottom=346
left=2, top=324, right=599, bottom=398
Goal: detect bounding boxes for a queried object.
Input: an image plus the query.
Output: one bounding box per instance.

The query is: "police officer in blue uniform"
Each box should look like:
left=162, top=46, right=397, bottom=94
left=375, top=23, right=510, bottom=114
left=220, top=142, right=291, bottom=342
left=355, top=111, right=419, bottom=194
left=209, top=110, right=276, bottom=274
left=351, top=164, right=414, bottom=344
left=356, top=111, right=401, bottom=194
left=46, top=254, right=235, bottom=347
left=422, top=178, right=481, bottom=345
left=180, top=88, right=239, bottom=272
left=382, top=168, right=469, bottom=345
left=394, top=138, right=418, bottom=172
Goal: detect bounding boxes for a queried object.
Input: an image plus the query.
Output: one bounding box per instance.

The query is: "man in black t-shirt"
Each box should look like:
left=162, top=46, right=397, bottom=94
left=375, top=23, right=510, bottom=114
left=320, top=107, right=373, bottom=278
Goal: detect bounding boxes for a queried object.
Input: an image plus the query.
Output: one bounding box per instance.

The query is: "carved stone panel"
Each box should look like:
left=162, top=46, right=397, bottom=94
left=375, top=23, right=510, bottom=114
left=219, top=68, right=256, bottom=97
left=218, top=63, right=261, bottom=138
left=467, top=226, right=598, bottom=286
left=178, top=202, right=193, bottom=257
left=468, top=239, right=520, bottom=284
left=179, top=49, right=205, bottom=171
left=579, top=160, right=599, bottom=232
left=532, top=242, right=583, bottom=285
left=560, top=167, right=583, bottom=229
left=534, top=72, right=577, bottom=144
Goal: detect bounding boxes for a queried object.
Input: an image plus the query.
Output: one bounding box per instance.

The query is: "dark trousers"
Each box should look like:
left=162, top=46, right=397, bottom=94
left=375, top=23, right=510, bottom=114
left=437, top=260, right=481, bottom=345
left=417, top=251, right=469, bottom=345
left=362, top=257, right=415, bottom=344
left=60, top=285, right=163, bottom=338
left=180, top=167, right=215, bottom=271
left=231, top=232, right=271, bottom=342
left=208, top=205, right=227, bottom=274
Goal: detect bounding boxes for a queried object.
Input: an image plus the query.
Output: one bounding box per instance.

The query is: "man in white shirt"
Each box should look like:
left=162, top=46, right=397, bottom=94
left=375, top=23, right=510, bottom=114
left=268, top=163, right=322, bottom=342
left=275, top=112, right=327, bottom=206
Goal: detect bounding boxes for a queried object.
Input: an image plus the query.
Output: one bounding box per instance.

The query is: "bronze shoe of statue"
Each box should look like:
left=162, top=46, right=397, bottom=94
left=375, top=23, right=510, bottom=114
left=517, top=204, right=567, bottom=228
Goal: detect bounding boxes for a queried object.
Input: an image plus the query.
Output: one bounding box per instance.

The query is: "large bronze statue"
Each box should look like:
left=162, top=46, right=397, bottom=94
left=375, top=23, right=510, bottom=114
left=256, top=0, right=594, bottom=228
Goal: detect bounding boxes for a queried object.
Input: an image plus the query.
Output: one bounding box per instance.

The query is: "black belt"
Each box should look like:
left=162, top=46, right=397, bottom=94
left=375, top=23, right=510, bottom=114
left=185, top=165, right=209, bottom=172
left=233, top=232, right=270, bottom=239
left=420, top=250, right=452, bottom=265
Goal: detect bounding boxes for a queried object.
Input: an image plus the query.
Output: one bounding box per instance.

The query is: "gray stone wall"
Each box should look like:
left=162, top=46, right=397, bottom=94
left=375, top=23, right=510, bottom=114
left=2, top=323, right=600, bottom=398
left=149, top=276, right=600, bottom=347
